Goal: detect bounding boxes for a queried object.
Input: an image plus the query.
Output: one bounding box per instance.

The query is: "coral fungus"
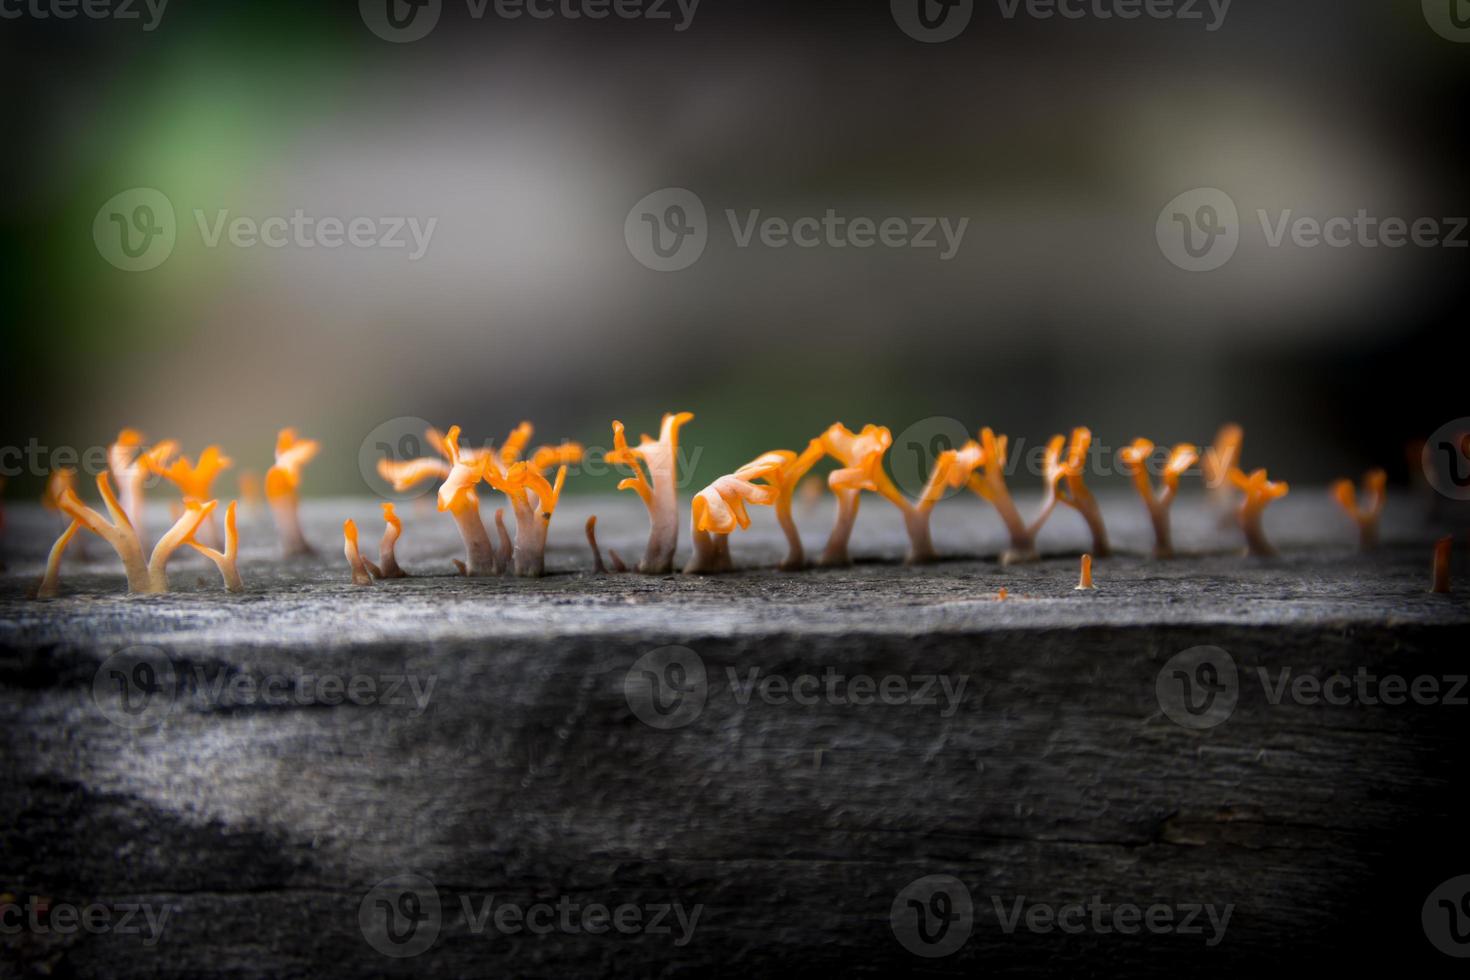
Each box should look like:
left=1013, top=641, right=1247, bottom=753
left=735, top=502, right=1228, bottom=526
left=1203, top=423, right=1243, bottom=522
left=1047, top=427, right=1109, bottom=558
left=48, top=473, right=213, bottom=593
left=187, top=500, right=244, bottom=592
left=265, top=429, right=319, bottom=557
left=733, top=442, right=824, bottom=570
left=607, top=412, right=694, bottom=574
left=485, top=460, right=568, bottom=577
left=815, top=423, right=893, bottom=567
left=1228, top=467, right=1289, bottom=557
left=372, top=502, right=408, bottom=578
left=437, top=425, right=497, bottom=576
left=107, top=429, right=178, bottom=543
left=1119, top=439, right=1198, bottom=558
left=684, top=460, right=782, bottom=574
left=1331, top=468, right=1386, bottom=551
left=965, top=428, right=1055, bottom=564
left=1076, top=553, right=1095, bottom=590
left=146, top=445, right=233, bottom=547
left=343, top=519, right=374, bottom=586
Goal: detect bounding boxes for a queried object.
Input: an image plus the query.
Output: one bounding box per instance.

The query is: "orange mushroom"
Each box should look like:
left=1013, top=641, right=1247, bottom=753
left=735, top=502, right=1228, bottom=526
left=814, top=423, right=895, bottom=566
left=343, top=519, right=374, bottom=586
left=437, top=425, right=497, bottom=576
left=1075, top=553, right=1095, bottom=590
left=48, top=473, right=213, bottom=593
left=1203, top=423, right=1243, bottom=523
left=965, top=428, right=1057, bottom=564
left=684, top=462, right=782, bottom=574
left=265, top=428, right=319, bottom=557
left=485, top=460, right=568, bottom=577
left=36, top=519, right=82, bottom=599
left=187, top=500, right=244, bottom=592
left=607, top=411, right=695, bottom=574
left=1047, top=427, right=1110, bottom=558
left=1119, top=438, right=1199, bottom=558
left=736, top=441, right=824, bottom=570
left=1228, top=467, right=1289, bottom=557
left=1330, top=468, right=1386, bottom=551
left=145, top=445, right=233, bottom=548
left=372, top=502, right=408, bottom=578
left=107, top=429, right=179, bottom=545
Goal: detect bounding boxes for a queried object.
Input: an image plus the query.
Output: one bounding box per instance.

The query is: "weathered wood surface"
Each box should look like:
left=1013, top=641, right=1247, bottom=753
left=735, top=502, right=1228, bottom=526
left=1, top=494, right=1467, bottom=977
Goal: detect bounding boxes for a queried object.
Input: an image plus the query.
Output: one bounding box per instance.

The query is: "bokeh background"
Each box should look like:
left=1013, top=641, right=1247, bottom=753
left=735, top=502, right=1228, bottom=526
left=2, top=0, right=1467, bottom=496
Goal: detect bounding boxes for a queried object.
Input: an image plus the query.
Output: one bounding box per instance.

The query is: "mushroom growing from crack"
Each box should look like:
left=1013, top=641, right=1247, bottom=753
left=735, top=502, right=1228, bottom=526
left=965, top=428, right=1058, bottom=564
left=187, top=500, right=244, bottom=592
left=343, top=519, right=374, bottom=586
left=1119, top=438, right=1199, bottom=558
left=735, top=441, right=825, bottom=570
left=145, top=445, right=233, bottom=548
left=1228, top=467, right=1289, bottom=557
left=266, top=428, right=319, bottom=557
left=684, top=459, right=782, bottom=574
left=45, top=473, right=214, bottom=594
left=107, top=429, right=178, bottom=545
left=607, top=411, right=695, bottom=574
left=1331, top=468, right=1386, bottom=551
left=372, top=502, right=408, bottom=578
left=815, top=423, right=895, bottom=567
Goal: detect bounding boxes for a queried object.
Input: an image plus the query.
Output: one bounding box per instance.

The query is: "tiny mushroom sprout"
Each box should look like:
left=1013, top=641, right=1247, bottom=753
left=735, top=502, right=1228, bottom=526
left=47, top=473, right=215, bottom=594
left=437, top=425, right=497, bottom=576
left=1118, top=438, right=1199, bottom=558
left=684, top=458, right=783, bottom=574
left=1075, top=553, right=1095, bottom=590
left=816, top=423, right=894, bottom=567
left=965, top=427, right=1057, bottom=564
left=265, top=428, right=320, bottom=557
left=108, top=429, right=179, bottom=543
left=343, top=519, right=374, bottom=586
left=1228, top=467, right=1289, bottom=557
left=1331, top=468, right=1387, bottom=551
left=372, top=502, right=408, bottom=578
left=187, top=500, right=244, bottom=592
left=607, top=411, right=695, bottom=574
left=737, top=440, right=825, bottom=570
left=145, top=444, right=233, bottom=548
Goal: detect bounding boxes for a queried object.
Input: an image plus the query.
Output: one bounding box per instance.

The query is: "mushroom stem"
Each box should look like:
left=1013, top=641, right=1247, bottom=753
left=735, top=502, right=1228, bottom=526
left=374, top=502, right=408, bottom=578
left=585, top=516, right=607, bottom=573
left=265, top=429, right=319, bottom=558
left=36, top=519, right=82, bottom=599
left=608, top=412, right=694, bottom=574
left=270, top=495, right=313, bottom=557
left=507, top=498, right=547, bottom=578
left=1331, top=469, right=1386, bottom=552
left=773, top=498, right=805, bottom=570
left=145, top=500, right=215, bottom=593
left=1230, top=467, right=1289, bottom=558
left=1120, top=440, right=1198, bottom=559
left=187, top=501, right=244, bottom=592
left=967, top=428, right=1053, bottom=565
left=343, top=519, right=374, bottom=585
left=450, top=503, right=497, bottom=575
left=820, top=488, right=862, bottom=566
left=683, top=527, right=724, bottom=574
left=1075, top=553, right=1095, bottom=590
left=59, top=473, right=150, bottom=591
left=1432, top=536, right=1452, bottom=593
left=494, top=509, right=514, bottom=574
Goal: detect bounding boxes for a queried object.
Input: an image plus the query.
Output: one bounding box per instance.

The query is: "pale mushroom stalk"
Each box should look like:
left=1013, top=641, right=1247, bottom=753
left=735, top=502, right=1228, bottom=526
left=58, top=474, right=150, bottom=591
left=374, top=502, right=408, bottom=578
left=966, top=428, right=1058, bottom=564
left=187, top=501, right=245, bottom=592
left=607, top=412, right=694, bottom=574
left=585, top=515, right=607, bottom=573
left=1331, top=468, right=1386, bottom=551
left=343, top=519, right=374, bottom=586
left=487, top=462, right=569, bottom=577
left=36, top=519, right=82, bottom=599
left=146, top=500, right=215, bottom=593
left=436, top=425, right=500, bottom=576
left=815, top=423, right=894, bottom=567
left=766, top=441, right=825, bottom=570
left=1119, top=439, right=1199, bottom=558
left=107, top=430, right=179, bottom=547
left=266, top=429, right=320, bottom=557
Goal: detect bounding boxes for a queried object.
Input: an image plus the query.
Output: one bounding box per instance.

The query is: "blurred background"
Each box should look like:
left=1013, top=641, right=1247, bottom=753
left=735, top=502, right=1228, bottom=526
left=2, top=0, right=1466, bottom=496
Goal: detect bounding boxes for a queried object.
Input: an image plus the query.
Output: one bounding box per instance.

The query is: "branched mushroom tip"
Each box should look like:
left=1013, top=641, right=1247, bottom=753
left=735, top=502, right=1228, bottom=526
left=816, top=423, right=896, bottom=567
left=186, top=500, right=244, bottom=592
left=966, top=427, right=1050, bottom=564
left=266, top=428, right=319, bottom=557
left=1331, top=468, right=1386, bottom=551
left=436, top=425, right=496, bottom=576
left=1229, top=467, right=1289, bottom=557
left=372, top=502, right=407, bottom=578
left=608, top=412, right=694, bottom=574
left=1431, top=536, right=1452, bottom=594
left=1120, top=439, right=1198, bottom=558
left=684, top=463, right=781, bottom=574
